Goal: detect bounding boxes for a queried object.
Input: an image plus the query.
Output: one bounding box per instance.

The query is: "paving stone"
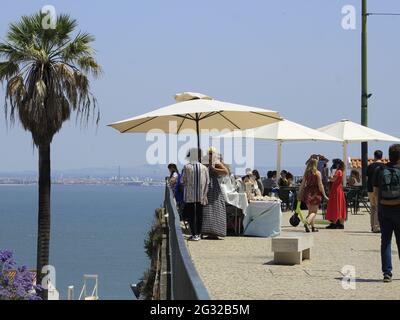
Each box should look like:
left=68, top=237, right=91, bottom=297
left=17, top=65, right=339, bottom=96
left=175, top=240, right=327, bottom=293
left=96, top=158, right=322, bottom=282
left=186, top=209, right=400, bottom=300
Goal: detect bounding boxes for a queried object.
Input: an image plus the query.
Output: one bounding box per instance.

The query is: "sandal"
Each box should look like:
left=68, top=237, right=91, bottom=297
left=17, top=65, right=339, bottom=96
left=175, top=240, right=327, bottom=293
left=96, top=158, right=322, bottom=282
left=312, top=226, right=319, bottom=232
left=304, top=224, right=311, bottom=233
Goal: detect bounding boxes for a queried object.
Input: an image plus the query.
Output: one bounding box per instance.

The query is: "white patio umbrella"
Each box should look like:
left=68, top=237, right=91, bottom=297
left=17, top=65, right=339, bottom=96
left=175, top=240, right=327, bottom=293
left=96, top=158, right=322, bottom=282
left=220, top=119, right=342, bottom=177
left=108, top=92, right=282, bottom=154
left=317, top=119, right=400, bottom=185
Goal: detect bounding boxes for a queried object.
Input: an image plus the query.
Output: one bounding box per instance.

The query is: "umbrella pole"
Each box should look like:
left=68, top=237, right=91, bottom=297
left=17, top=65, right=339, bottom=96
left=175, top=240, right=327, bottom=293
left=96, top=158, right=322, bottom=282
left=343, top=142, right=348, bottom=186
left=276, top=141, right=282, bottom=180
left=195, top=114, right=201, bottom=162
left=195, top=114, right=200, bottom=237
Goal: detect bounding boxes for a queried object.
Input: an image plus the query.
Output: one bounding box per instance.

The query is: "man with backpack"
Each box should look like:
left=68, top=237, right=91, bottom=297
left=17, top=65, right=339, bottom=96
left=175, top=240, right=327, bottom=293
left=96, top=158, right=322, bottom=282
left=374, top=144, right=400, bottom=283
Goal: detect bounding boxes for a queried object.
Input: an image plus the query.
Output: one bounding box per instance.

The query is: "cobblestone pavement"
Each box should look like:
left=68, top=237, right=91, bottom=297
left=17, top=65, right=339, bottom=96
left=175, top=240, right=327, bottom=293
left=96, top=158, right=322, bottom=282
left=186, top=210, right=400, bottom=300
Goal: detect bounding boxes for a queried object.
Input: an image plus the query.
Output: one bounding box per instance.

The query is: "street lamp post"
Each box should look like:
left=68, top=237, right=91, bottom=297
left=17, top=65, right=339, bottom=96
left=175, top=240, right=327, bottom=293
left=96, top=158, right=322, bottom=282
left=361, top=0, right=369, bottom=190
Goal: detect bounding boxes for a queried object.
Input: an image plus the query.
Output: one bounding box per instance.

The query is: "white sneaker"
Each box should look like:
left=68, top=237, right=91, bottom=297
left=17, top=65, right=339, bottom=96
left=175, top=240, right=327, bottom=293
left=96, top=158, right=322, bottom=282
left=188, top=235, right=200, bottom=241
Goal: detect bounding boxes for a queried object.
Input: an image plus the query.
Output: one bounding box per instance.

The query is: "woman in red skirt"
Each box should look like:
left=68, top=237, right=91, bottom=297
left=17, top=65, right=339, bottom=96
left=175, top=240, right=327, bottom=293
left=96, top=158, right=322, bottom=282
left=299, top=159, right=329, bottom=232
left=326, top=160, right=347, bottom=229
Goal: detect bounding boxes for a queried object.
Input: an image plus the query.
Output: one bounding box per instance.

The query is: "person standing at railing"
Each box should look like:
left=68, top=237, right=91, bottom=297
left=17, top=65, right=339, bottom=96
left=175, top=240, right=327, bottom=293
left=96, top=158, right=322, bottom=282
left=201, top=147, right=229, bottom=240
left=167, top=163, right=179, bottom=189
left=167, top=163, right=184, bottom=212
left=181, top=148, right=210, bottom=241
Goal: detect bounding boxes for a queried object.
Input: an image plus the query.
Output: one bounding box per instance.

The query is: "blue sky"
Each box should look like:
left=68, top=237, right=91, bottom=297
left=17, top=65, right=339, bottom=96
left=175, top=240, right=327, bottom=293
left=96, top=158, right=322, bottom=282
left=1, top=0, right=400, bottom=172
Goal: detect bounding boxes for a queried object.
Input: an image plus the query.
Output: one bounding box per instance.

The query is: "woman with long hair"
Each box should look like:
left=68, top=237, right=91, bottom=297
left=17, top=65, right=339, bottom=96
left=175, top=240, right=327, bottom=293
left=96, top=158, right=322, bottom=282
left=326, top=160, right=347, bottom=229
left=298, top=158, right=329, bottom=232
left=167, top=163, right=179, bottom=188
left=348, top=170, right=362, bottom=187
left=252, top=169, right=264, bottom=196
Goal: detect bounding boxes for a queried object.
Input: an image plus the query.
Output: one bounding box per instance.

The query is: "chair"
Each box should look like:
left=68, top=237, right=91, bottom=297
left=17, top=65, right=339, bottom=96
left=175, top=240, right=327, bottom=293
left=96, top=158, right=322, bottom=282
left=344, top=187, right=371, bottom=216
left=263, top=187, right=272, bottom=197
left=344, top=187, right=358, bottom=218
left=354, top=188, right=371, bottom=214
left=226, top=204, right=244, bottom=236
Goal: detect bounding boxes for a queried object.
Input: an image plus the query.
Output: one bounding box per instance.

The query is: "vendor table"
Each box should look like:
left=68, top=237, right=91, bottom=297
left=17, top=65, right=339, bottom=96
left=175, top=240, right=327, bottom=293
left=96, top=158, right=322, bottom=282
left=242, top=200, right=282, bottom=237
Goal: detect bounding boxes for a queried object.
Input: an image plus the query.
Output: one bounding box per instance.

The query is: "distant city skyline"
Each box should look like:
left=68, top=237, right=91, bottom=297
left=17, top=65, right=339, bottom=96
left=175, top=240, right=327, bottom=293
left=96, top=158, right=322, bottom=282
left=0, top=164, right=306, bottom=177
left=1, top=0, right=400, bottom=172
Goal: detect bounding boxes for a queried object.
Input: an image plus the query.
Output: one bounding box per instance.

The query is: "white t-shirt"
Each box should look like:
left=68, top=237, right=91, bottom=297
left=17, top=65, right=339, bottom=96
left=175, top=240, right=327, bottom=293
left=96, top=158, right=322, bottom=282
left=171, top=172, right=178, bottom=179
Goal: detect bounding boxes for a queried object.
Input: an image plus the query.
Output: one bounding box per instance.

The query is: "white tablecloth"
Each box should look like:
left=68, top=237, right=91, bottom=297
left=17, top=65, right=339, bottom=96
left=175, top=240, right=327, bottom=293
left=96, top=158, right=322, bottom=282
left=219, top=176, right=248, bottom=213
left=242, top=200, right=282, bottom=237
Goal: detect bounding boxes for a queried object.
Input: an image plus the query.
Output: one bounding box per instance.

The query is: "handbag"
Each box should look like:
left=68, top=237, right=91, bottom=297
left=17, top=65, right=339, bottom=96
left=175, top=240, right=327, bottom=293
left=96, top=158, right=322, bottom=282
left=289, top=201, right=306, bottom=227
left=289, top=212, right=301, bottom=227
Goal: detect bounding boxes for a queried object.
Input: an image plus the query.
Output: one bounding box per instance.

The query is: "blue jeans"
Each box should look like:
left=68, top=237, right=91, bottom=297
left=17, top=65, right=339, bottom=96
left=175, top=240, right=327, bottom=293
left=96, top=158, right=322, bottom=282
left=378, top=206, right=400, bottom=276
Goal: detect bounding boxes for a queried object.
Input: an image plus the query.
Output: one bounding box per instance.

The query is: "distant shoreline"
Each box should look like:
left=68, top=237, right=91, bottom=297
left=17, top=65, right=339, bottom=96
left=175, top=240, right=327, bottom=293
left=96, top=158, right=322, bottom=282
left=0, top=183, right=164, bottom=187
left=0, top=184, right=36, bottom=186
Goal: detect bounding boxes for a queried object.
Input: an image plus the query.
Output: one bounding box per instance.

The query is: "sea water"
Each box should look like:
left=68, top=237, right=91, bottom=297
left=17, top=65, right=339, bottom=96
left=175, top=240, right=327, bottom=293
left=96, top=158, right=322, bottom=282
left=0, top=184, right=163, bottom=300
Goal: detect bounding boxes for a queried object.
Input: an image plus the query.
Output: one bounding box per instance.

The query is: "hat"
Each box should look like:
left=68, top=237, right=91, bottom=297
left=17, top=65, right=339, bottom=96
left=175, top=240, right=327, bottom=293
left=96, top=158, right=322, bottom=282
left=208, top=146, right=218, bottom=154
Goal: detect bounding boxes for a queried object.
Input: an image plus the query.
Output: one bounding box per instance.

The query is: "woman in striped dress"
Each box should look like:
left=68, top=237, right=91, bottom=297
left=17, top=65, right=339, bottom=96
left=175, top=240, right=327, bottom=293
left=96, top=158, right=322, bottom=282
left=201, top=149, right=229, bottom=239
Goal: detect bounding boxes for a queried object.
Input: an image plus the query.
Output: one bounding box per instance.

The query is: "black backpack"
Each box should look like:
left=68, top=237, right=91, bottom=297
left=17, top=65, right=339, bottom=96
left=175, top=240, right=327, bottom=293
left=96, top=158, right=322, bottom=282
left=379, top=166, right=400, bottom=200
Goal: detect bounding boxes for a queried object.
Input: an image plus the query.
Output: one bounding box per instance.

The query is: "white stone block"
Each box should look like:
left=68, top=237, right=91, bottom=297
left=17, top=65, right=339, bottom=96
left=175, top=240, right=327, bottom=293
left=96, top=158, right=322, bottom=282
left=271, top=232, right=313, bottom=265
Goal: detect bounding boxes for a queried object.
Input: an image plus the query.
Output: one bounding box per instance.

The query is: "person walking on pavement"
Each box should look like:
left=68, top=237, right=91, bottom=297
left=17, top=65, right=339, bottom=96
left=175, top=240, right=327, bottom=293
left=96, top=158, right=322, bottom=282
left=374, top=144, right=400, bottom=283
left=298, top=158, right=329, bottom=233
left=367, top=150, right=385, bottom=233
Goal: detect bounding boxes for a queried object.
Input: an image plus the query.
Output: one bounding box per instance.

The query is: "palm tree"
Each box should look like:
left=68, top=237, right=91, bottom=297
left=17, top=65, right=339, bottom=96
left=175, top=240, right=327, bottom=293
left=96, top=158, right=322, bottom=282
left=0, top=12, right=101, bottom=299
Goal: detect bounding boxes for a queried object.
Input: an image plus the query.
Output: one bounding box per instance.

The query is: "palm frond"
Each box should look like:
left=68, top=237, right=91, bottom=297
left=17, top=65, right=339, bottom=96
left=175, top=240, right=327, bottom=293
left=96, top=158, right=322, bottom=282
left=0, top=12, right=101, bottom=145
left=0, top=61, right=19, bottom=81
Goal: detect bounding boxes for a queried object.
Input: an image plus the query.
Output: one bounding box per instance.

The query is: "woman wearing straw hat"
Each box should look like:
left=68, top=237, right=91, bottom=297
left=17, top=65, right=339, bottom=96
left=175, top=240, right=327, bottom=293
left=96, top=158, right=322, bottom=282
left=201, top=147, right=229, bottom=239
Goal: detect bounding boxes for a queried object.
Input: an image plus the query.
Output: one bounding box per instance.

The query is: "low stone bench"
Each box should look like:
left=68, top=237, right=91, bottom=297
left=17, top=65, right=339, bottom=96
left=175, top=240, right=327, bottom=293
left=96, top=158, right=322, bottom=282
left=271, top=232, right=314, bottom=265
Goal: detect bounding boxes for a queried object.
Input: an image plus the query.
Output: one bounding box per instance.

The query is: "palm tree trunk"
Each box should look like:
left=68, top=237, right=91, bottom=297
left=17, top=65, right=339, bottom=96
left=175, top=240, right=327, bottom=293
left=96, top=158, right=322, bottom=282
left=36, top=143, right=51, bottom=300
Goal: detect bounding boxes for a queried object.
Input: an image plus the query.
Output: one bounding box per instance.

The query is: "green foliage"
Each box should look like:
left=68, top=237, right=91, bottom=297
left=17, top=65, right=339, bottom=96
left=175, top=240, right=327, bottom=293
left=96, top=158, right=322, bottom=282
left=141, top=212, right=164, bottom=299
left=141, top=268, right=156, bottom=300
left=144, top=219, right=162, bottom=259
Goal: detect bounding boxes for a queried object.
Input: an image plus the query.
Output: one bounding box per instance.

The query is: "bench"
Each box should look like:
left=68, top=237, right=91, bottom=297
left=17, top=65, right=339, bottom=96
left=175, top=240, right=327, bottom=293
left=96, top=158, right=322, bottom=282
left=271, top=232, right=313, bottom=265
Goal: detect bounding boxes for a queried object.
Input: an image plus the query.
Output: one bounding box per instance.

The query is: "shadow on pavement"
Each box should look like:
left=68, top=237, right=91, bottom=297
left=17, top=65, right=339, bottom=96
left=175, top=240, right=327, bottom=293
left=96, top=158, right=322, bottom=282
left=335, top=277, right=399, bottom=283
